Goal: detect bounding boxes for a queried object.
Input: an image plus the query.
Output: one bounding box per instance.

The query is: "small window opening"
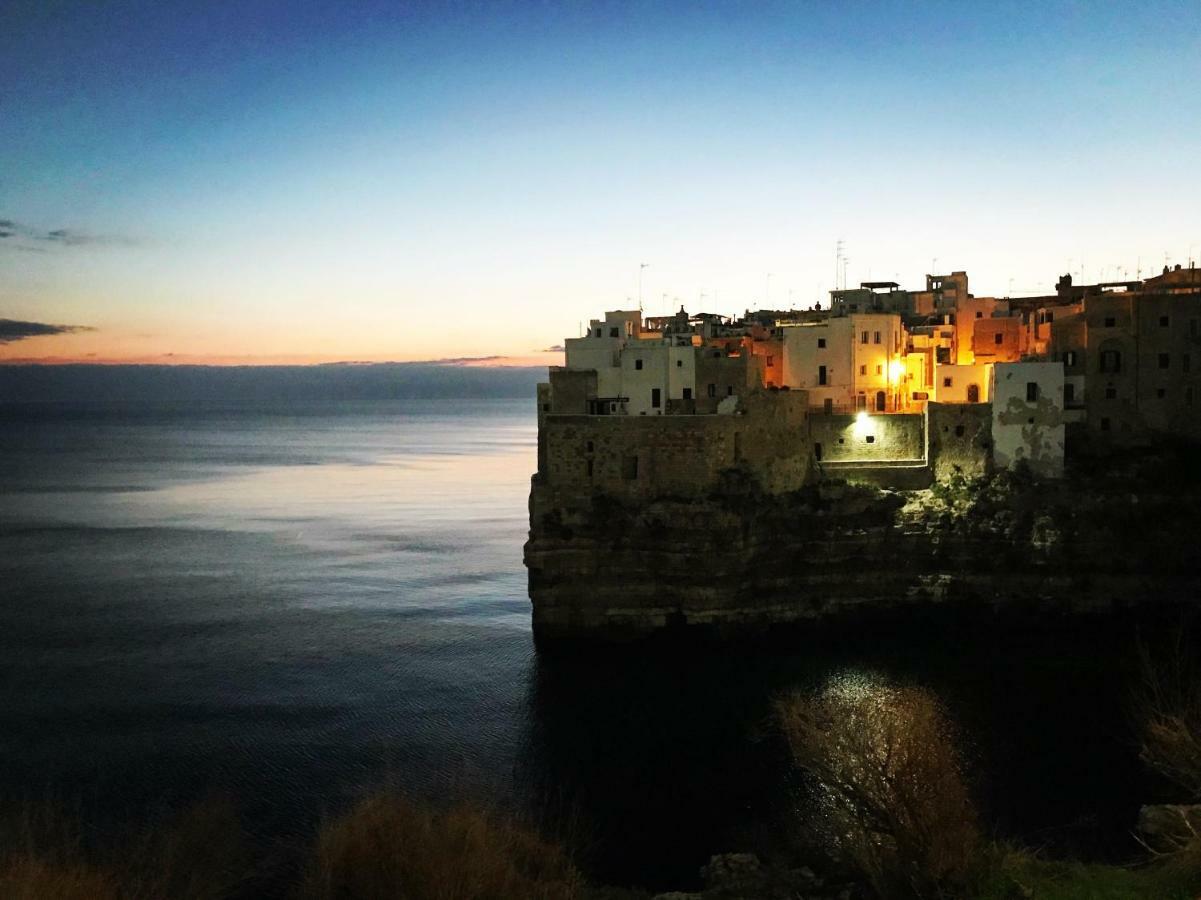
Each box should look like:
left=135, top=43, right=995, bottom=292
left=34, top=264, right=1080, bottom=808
left=634, top=359, right=643, bottom=370
left=1026, top=382, right=1039, bottom=402
left=955, top=424, right=965, bottom=437
left=622, top=455, right=638, bottom=480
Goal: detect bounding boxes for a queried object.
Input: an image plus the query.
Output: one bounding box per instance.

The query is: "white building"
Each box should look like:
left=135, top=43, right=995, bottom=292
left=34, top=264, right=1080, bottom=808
left=990, top=361, right=1065, bottom=477
left=782, top=313, right=907, bottom=411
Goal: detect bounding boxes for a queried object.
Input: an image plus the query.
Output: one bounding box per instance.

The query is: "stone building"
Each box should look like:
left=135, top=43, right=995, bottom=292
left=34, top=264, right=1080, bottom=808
left=1047, top=266, right=1201, bottom=442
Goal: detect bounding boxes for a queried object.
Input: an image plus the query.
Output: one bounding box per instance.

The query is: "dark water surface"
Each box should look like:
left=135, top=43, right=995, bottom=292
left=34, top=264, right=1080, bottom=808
left=0, top=399, right=1159, bottom=890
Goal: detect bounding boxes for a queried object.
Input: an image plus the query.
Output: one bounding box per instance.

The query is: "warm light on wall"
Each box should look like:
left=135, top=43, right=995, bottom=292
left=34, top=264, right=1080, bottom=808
left=853, top=410, right=873, bottom=438
left=888, top=360, right=905, bottom=384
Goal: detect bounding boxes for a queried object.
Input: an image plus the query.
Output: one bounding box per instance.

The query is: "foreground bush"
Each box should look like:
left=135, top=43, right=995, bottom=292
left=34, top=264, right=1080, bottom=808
left=777, top=682, right=979, bottom=899
left=298, top=790, right=582, bottom=900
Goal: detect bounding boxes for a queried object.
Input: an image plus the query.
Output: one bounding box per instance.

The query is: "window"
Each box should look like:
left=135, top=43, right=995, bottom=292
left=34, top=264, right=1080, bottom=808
left=817, top=338, right=827, bottom=348
left=1104, top=316, right=1116, bottom=327
left=542, top=403, right=550, bottom=412
left=875, top=391, right=885, bottom=412
left=967, top=384, right=980, bottom=403
left=1157, top=388, right=1166, bottom=399
left=818, top=365, right=828, bottom=386
left=609, top=327, right=619, bottom=337
left=766, top=355, right=774, bottom=367
left=943, top=376, right=953, bottom=388
left=586, top=440, right=594, bottom=452
left=865, top=435, right=876, bottom=444
left=727, top=385, right=734, bottom=396
left=1026, top=382, right=1039, bottom=402
left=814, top=442, right=822, bottom=461
left=1160, top=315, right=1170, bottom=327
left=1105, top=385, right=1117, bottom=399
left=651, top=388, right=661, bottom=408
left=676, top=359, right=683, bottom=367
left=861, top=331, right=869, bottom=344
left=876, top=364, right=883, bottom=376
left=1100, top=417, right=1111, bottom=431
left=622, top=455, right=639, bottom=480
left=595, top=328, right=602, bottom=337
left=975, top=311, right=983, bottom=319
left=994, top=332, right=1004, bottom=345
left=682, top=388, right=692, bottom=400
left=707, top=383, right=716, bottom=398
left=873, top=331, right=881, bottom=344
left=1159, top=353, right=1170, bottom=369
left=635, top=359, right=643, bottom=370
left=955, top=424, right=965, bottom=437
left=1064, top=383, right=1075, bottom=404
left=859, top=365, right=867, bottom=376
left=1046, top=311, right=1055, bottom=323
left=1065, top=350, right=1077, bottom=367
left=1100, top=349, right=1121, bottom=373
left=823, top=398, right=833, bottom=414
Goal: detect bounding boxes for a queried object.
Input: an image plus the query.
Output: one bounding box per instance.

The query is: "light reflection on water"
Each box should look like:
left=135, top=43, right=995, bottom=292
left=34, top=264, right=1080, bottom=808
left=0, top=398, right=1154, bottom=891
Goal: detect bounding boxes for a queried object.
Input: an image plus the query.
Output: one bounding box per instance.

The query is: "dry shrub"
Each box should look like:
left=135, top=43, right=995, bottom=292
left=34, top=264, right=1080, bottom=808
left=777, top=682, right=980, bottom=899
left=298, top=789, right=582, bottom=900
left=1135, top=632, right=1201, bottom=801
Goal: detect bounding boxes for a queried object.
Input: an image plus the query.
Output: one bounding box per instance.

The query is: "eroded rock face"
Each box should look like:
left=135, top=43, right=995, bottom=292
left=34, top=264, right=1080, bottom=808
left=524, top=465, right=1201, bottom=641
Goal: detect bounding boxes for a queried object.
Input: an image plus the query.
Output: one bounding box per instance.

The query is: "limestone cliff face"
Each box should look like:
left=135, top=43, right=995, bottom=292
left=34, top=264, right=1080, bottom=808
left=524, top=464, right=1201, bottom=640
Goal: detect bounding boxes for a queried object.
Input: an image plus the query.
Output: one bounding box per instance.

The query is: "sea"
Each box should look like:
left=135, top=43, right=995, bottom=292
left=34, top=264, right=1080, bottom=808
left=0, top=395, right=1164, bottom=891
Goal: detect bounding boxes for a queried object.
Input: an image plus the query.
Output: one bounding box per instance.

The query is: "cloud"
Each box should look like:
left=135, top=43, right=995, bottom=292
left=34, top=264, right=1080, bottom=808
left=539, top=344, right=565, bottom=352
left=0, top=218, right=135, bottom=249
left=0, top=319, right=94, bottom=344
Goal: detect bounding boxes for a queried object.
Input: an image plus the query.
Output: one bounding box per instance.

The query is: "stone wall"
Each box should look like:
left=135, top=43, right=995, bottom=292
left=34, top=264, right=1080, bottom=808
left=928, top=402, right=993, bottom=480
left=539, top=390, right=813, bottom=500
left=809, top=412, right=924, bottom=463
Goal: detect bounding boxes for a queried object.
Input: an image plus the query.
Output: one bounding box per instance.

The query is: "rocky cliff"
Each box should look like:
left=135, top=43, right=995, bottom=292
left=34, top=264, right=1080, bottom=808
left=524, top=452, right=1201, bottom=640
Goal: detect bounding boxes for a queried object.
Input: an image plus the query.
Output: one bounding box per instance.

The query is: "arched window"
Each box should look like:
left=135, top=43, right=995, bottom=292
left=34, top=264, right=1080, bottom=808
left=875, top=390, right=886, bottom=412
left=967, top=384, right=980, bottom=403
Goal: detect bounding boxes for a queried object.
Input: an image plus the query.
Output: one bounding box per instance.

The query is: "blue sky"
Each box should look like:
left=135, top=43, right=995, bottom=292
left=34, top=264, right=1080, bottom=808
left=2, top=1, right=1199, bottom=362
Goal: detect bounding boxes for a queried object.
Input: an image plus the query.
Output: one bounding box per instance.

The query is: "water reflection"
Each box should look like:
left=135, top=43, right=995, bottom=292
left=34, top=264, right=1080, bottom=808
left=517, top=625, right=1151, bottom=891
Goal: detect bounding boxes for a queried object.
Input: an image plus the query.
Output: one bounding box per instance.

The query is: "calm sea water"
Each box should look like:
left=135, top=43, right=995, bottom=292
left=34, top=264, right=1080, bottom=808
left=0, top=398, right=1161, bottom=890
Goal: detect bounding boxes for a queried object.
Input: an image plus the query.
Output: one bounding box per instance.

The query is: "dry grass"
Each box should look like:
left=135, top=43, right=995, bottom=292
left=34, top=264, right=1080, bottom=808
left=297, top=789, right=583, bottom=900
left=0, top=854, right=120, bottom=900
left=777, top=682, right=980, bottom=899
left=0, top=795, right=249, bottom=900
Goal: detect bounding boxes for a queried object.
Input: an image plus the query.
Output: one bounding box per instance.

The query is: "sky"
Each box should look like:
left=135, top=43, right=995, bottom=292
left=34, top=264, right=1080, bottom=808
left=2, top=0, right=1199, bottom=364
